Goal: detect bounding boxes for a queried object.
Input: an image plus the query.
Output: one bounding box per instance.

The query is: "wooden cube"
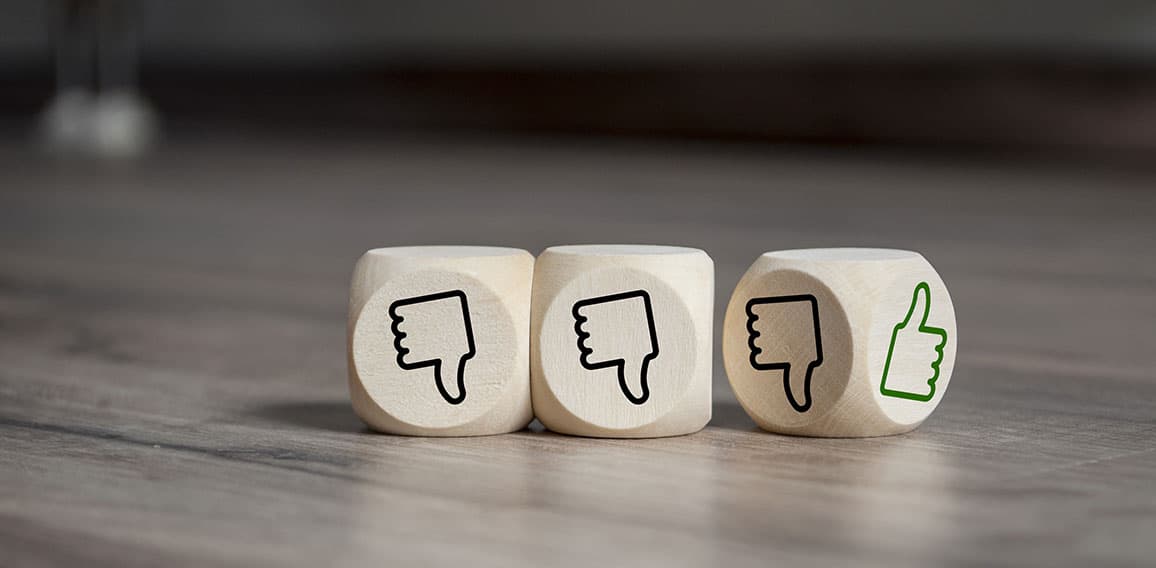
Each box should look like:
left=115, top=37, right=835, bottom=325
left=723, top=248, right=957, bottom=437
left=531, top=245, right=713, bottom=438
left=347, top=246, right=534, bottom=436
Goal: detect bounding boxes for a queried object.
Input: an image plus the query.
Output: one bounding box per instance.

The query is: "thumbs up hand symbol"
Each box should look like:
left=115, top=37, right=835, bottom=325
left=879, top=282, right=948, bottom=402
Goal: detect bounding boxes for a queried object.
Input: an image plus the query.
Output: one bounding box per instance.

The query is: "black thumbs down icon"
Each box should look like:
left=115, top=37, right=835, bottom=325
left=389, top=290, right=477, bottom=405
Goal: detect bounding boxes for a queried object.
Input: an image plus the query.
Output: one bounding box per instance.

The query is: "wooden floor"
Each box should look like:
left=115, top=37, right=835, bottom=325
left=1, top=132, right=1154, bottom=567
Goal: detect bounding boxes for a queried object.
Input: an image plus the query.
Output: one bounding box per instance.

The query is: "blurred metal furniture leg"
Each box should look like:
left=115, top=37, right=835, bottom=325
left=39, top=0, right=159, bottom=158
left=38, top=0, right=97, bottom=153
left=91, top=0, right=158, bottom=157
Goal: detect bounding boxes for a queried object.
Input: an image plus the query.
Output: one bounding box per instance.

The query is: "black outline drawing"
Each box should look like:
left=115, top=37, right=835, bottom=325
left=388, top=290, right=476, bottom=405
left=572, top=290, right=659, bottom=405
left=745, top=294, right=823, bottom=413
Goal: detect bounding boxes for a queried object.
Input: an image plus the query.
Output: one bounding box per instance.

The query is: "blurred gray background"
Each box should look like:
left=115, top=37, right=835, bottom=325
left=3, top=1, right=1156, bottom=59
left=3, top=1, right=1156, bottom=153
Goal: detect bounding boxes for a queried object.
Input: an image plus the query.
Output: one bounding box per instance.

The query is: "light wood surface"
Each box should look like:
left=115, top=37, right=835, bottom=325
left=723, top=248, right=957, bottom=437
left=348, top=246, right=534, bottom=436
left=531, top=245, right=713, bottom=438
left=1, top=132, right=1155, bottom=566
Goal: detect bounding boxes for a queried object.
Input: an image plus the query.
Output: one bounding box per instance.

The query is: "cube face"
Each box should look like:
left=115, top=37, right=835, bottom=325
left=723, top=249, right=957, bottom=437
left=531, top=245, right=713, bottom=438
left=867, top=273, right=957, bottom=426
left=725, top=269, right=854, bottom=430
left=348, top=247, right=534, bottom=436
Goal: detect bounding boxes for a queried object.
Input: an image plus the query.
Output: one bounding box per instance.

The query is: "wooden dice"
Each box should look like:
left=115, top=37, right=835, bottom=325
left=347, top=246, right=534, bottom=436
left=723, top=248, right=957, bottom=437
left=531, top=245, right=713, bottom=438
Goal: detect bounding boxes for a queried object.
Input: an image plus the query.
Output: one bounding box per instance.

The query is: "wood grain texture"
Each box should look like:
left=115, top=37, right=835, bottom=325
left=723, top=248, right=957, bottom=437
left=1, top=131, right=1155, bottom=567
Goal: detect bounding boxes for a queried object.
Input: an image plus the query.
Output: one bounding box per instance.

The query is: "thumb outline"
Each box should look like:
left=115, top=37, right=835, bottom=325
left=898, top=281, right=933, bottom=329
left=616, top=355, right=655, bottom=405
left=432, top=354, right=470, bottom=405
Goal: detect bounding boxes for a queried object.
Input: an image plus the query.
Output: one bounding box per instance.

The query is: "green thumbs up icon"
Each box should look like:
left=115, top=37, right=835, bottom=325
left=879, top=282, right=948, bottom=402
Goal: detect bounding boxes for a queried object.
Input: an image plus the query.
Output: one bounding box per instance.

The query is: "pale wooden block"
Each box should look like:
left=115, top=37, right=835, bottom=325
left=531, top=245, right=713, bottom=438
left=723, top=248, right=958, bottom=437
left=347, top=246, right=534, bottom=436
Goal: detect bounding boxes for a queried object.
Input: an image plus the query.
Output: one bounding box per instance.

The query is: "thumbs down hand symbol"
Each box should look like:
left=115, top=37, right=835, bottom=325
left=389, top=290, right=476, bottom=405
left=572, top=290, right=659, bottom=405
left=745, top=295, right=824, bottom=413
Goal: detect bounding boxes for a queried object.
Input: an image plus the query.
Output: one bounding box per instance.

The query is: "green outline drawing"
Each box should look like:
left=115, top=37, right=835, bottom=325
left=879, top=281, right=947, bottom=402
